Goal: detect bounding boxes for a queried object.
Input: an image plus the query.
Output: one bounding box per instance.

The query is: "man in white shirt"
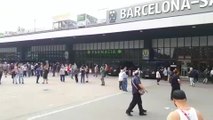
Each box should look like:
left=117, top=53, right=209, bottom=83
left=167, top=90, right=204, bottom=120
left=210, top=68, right=213, bottom=83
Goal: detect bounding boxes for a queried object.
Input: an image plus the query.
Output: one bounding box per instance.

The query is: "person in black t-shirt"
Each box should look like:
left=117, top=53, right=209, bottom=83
left=170, top=69, right=181, bottom=100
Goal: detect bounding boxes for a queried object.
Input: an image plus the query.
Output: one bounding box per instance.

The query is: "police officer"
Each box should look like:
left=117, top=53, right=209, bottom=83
left=126, top=71, right=147, bottom=116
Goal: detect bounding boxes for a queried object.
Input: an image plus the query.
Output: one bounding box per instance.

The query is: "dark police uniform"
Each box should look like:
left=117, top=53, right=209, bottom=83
left=126, top=75, right=146, bottom=116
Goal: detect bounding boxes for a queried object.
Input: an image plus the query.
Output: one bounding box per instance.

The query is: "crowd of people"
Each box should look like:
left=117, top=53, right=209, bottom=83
left=0, top=61, right=207, bottom=119
left=0, top=61, right=109, bottom=86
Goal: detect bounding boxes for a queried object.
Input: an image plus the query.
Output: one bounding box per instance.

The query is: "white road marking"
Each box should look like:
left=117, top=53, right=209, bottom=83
left=27, top=92, right=124, bottom=120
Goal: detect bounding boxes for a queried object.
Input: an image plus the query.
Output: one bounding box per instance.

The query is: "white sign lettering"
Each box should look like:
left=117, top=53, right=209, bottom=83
left=118, top=0, right=212, bottom=20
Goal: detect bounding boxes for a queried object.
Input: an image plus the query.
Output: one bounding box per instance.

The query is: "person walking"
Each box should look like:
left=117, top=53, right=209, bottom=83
left=167, top=90, right=204, bottom=120
left=126, top=71, right=147, bottom=116
left=202, top=68, right=209, bottom=84
left=156, top=70, right=161, bottom=85
left=170, top=69, right=181, bottom=100
left=188, top=67, right=196, bottom=87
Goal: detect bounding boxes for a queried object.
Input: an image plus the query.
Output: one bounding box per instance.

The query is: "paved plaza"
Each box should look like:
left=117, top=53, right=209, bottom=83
left=0, top=74, right=212, bottom=120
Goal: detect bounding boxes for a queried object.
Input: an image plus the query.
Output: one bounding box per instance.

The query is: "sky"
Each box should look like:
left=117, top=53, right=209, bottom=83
left=0, top=0, right=153, bottom=33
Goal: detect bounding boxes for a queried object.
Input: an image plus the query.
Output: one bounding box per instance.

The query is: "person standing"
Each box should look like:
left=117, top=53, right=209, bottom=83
left=94, top=65, right=99, bottom=77
left=122, top=69, right=128, bottom=92
left=100, top=65, right=106, bottom=86
left=72, top=63, right=78, bottom=83
left=18, top=64, right=24, bottom=84
left=163, top=67, right=168, bottom=81
left=42, top=62, right=49, bottom=84
left=59, top=64, right=66, bottom=82
left=126, top=71, right=147, bottom=116
left=156, top=70, right=161, bottom=85
left=167, top=90, right=204, bottom=120
left=85, top=65, right=89, bottom=83
left=0, top=63, right=3, bottom=84
left=170, top=69, right=181, bottom=100
left=80, top=66, right=86, bottom=83
left=210, top=68, right=213, bottom=83
left=35, top=64, right=41, bottom=84
left=118, top=69, right=124, bottom=90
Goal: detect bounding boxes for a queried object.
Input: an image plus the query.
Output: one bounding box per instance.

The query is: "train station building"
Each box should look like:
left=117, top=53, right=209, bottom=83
left=0, top=0, right=213, bottom=75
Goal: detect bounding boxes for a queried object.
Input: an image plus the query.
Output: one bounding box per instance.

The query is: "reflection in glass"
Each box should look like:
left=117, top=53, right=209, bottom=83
left=164, top=38, right=170, bottom=47
left=152, top=39, right=157, bottom=47
left=178, top=37, right=184, bottom=47
left=208, top=36, right=213, bottom=45
left=158, top=39, right=163, bottom=47
left=185, top=37, right=191, bottom=47
left=171, top=38, right=177, bottom=47
left=192, top=37, right=199, bottom=46
left=200, top=36, right=207, bottom=46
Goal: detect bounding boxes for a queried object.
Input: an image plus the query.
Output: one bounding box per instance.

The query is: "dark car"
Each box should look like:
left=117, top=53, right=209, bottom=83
left=107, top=61, right=137, bottom=76
left=141, top=67, right=156, bottom=79
left=141, top=61, right=172, bottom=79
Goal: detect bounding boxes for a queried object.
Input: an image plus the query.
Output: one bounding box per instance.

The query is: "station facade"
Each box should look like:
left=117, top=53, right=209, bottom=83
left=0, top=0, right=213, bottom=75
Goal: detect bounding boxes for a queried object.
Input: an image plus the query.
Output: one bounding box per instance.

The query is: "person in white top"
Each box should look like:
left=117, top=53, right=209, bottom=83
left=167, top=90, right=204, bottom=120
left=118, top=69, right=124, bottom=90
left=156, top=70, right=161, bottom=85
left=210, top=68, right=213, bottom=83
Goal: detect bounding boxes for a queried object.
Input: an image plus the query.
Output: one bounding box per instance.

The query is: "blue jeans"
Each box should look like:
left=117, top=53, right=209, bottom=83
left=122, top=78, right=128, bottom=91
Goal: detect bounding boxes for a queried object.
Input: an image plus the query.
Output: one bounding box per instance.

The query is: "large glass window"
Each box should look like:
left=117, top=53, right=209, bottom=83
left=106, top=42, right=110, bottom=49
left=124, top=41, right=129, bottom=49
left=158, top=39, right=163, bottom=47
left=119, top=41, right=124, bottom=49
left=98, top=43, right=101, bottom=50
left=165, top=48, right=170, bottom=56
left=185, top=37, right=191, bottom=47
left=208, top=35, right=213, bottom=46
left=140, top=40, right=144, bottom=48
left=178, top=37, right=184, bottom=47
left=115, top=42, right=119, bottom=49
left=90, top=43, right=94, bottom=50
left=110, top=42, right=114, bottom=49
left=134, top=40, right=140, bottom=48
left=101, top=42, right=106, bottom=50
left=129, top=41, right=134, bottom=49
left=94, top=43, right=98, bottom=50
left=164, top=38, right=170, bottom=47
left=200, top=36, right=207, bottom=46
left=152, top=39, right=157, bottom=47
left=171, top=38, right=177, bottom=47
left=192, top=37, right=199, bottom=46
left=86, top=43, right=90, bottom=50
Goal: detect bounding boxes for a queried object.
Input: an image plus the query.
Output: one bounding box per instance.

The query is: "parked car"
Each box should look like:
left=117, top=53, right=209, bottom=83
left=107, top=61, right=137, bottom=76
left=141, top=67, right=156, bottom=79
left=141, top=61, right=172, bottom=79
